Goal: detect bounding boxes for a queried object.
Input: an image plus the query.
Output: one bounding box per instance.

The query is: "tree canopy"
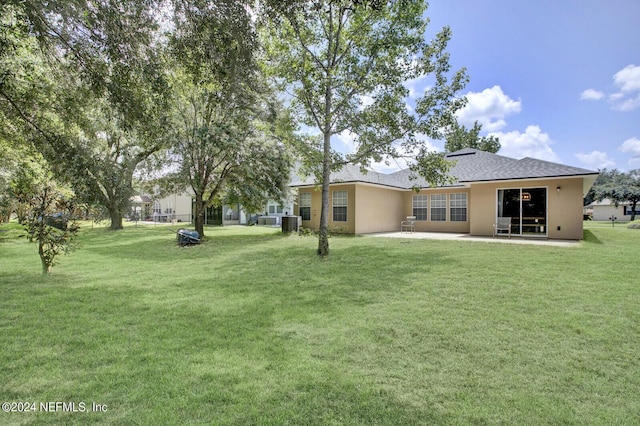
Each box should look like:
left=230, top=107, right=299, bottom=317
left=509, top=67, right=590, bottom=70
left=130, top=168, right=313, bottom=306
left=590, top=168, right=640, bottom=221
left=444, top=120, right=500, bottom=154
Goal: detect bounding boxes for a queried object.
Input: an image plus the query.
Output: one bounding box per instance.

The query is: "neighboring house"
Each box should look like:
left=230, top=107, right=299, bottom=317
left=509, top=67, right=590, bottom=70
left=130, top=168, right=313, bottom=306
left=130, top=192, right=192, bottom=223
left=202, top=203, right=249, bottom=226
left=131, top=190, right=288, bottom=227
left=257, top=200, right=295, bottom=225
left=584, top=199, right=640, bottom=221
left=290, top=148, right=599, bottom=240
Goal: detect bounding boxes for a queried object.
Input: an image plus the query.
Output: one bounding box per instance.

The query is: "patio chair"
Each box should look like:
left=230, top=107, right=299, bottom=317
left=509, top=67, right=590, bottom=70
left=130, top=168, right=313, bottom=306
left=401, top=216, right=416, bottom=233
left=493, top=217, right=512, bottom=238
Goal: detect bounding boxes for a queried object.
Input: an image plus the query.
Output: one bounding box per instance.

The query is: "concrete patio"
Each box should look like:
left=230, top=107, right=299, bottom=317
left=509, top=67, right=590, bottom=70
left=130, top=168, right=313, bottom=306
left=366, top=231, right=581, bottom=247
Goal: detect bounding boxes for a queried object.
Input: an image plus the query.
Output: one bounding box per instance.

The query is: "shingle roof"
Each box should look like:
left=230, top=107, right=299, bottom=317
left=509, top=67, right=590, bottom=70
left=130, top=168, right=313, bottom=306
left=290, top=149, right=599, bottom=189
left=130, top=195, right=152, bottom=203
left=290, top=164, right=408, bottom=189
left=465, top=156, right=598, bottom=182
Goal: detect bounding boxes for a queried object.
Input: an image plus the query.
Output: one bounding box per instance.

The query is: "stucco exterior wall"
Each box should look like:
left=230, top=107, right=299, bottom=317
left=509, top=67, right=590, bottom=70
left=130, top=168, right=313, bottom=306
left=354, top=185, right=405, bottom=234
left=469, top=177, right=586, bottom=240
left=296, top=188, right=321, bottom=230
left=295, top=184, right=356, bottom=233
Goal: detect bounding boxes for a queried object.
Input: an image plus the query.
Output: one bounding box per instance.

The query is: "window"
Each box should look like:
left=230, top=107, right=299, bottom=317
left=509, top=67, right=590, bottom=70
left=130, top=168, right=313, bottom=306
left=165, top=202, right=173, bottom=214
left=412, top=194, right=428, bottom=221
left=332, top=190, right=347, bottom=222
left=268, top=204, right=284, bottom=214
left=624, top=205, right=640, bottom=216
left=430, top=194, right=447, bottom=221
left=299, top=193, right=311, bottom=221
left=450, top=193, right=467, bottom=222
left=153, top=201, right=161, bottom=214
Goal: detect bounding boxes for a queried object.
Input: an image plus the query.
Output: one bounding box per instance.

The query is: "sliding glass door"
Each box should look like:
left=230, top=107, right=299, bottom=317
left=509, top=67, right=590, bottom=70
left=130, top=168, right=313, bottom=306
left=497, top=188, right=547, bottom=236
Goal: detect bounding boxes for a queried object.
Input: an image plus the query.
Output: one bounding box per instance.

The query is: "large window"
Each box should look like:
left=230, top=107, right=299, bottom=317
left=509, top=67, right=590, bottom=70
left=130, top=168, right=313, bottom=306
left=449, top=193, right=467, bottom=222
left=332, top=190, right=347, bottom=222
left=299, top=193, right=311, bottom=221
left=412, top=194, right=428, bottom=221
left=430, top=194, right=447, bottom=221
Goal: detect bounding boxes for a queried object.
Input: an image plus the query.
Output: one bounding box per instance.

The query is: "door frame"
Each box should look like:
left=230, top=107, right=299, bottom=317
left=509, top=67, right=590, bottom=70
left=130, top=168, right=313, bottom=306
left=496, top=187, right=548, bottom=237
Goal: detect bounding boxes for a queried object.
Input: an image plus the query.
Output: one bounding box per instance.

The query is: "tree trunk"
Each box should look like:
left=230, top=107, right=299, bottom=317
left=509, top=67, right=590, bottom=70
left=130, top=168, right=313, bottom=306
left=632, top=200, right=637, bottom=221
left=317, top=131, right=332, bottom=257
left=109, top=207, right=123, bottom=230
left=194, top=193, right=205, bottom=238
left=39, top=240, right=52, bottom=275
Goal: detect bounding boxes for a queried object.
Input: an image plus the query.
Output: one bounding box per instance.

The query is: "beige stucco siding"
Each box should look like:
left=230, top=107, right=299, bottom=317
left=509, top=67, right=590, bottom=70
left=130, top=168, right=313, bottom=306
left=469, top=177, right=586, bottom=239
left=354, top=185, right=405, bottom=234
left=296, top=188, right=321, bottom=231
left=401, top=188, right=471, bottom=233
left=295, top=184, right=356, bottom=233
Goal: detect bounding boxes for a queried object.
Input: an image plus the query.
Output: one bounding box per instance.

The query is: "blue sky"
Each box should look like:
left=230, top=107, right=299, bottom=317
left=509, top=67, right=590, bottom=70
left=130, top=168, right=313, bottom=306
left=426, top=0, right=640, bottom=171
left=336, top=0, right=640, bottom=173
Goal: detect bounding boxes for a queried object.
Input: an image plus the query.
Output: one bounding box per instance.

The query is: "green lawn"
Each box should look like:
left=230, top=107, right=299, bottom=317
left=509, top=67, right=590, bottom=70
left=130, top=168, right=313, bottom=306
left=1, top=222, right=638, bottom=425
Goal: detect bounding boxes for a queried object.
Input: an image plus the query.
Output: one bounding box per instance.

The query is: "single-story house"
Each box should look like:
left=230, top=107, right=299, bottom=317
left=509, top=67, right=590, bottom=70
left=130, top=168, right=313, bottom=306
left=290, top=148, right=599, bottom=240
left=584, top=199, right=640, bottom=221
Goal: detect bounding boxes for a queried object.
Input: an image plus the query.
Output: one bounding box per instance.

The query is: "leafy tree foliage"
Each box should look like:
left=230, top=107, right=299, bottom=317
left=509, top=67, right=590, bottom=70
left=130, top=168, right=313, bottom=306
left=162, top=2, right=292, bottom=238
left=9, top=153, right=79, bottom=275
left=1, top=1, right=170, bottom=230
left=591, top=168, right=640, bottom=221
left=444, top=120, right=500, bottom=153
left=263, top=0, right=468, bottom=256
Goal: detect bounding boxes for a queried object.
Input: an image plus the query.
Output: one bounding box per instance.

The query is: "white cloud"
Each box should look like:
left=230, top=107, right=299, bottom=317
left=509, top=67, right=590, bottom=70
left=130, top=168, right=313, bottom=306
left=614, top=94, right=640, bottom=112
left=609, top=64, right=640, bottom=111
left=619, top=137, right=640, bottom=158
left=580, top=89, right=605, bottom=100
left=456, top=85, right=522, bottom=132
left=575, top=151, right=616, bottom=170
left=628, top=157, right=640, bottom=169
left=492, top=125, right=561, bottom=163
left=404, top=74, right=431, bottom=99
left=335, top=130, right=357, bottom=153
left=613, top=64, right=640, bottom=93
left=360, top=95, right=375, bottom=108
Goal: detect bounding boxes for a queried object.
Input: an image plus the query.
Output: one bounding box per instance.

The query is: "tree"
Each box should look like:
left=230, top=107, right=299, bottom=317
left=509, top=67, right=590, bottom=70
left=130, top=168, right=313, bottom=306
left=67, top=100, right=170, bottom=230
left=162, top=69, right=291, bottom=238
left=263, top=0, right=468, bottom=256
left=1, top=1, right=170, bottom=230
left=592, top=168, right=640, bottom=221
left=160, top=2, right=293, bottom=238
left=444, top=120, right=500, bottom=153
left=9, top=153, right=79, bottom=275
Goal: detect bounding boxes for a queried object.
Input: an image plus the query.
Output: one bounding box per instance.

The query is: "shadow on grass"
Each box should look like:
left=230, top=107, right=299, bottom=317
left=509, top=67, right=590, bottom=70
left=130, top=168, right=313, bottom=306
left=583, top=229, right=603, bottom=245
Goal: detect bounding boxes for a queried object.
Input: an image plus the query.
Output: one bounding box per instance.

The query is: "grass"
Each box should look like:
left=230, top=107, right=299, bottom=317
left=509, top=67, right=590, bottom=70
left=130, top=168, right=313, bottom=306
left=1, top=221, right=639, bottom=425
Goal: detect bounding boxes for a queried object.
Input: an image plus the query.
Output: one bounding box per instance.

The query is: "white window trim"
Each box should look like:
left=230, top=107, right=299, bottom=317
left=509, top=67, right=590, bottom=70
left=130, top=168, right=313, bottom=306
left=332, top=190, right=348, bottom=222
